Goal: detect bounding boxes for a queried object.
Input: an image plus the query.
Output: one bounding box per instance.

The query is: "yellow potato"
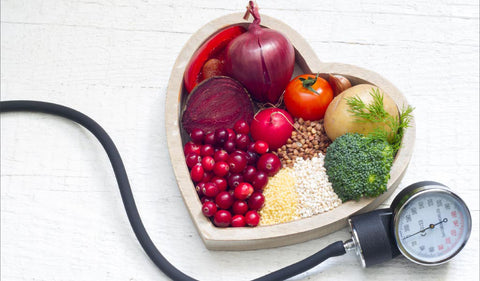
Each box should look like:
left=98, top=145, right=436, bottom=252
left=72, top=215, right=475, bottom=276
left=323, top=84, right=399, bottom=141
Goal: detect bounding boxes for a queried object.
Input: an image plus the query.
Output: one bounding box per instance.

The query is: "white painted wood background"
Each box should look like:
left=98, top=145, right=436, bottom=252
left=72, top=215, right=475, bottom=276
left=1, top=0, right=478, bottom=280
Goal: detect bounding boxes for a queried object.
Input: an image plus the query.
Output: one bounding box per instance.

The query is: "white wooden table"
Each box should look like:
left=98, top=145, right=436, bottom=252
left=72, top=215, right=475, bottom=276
left=1, top=1, right=478, bottom=280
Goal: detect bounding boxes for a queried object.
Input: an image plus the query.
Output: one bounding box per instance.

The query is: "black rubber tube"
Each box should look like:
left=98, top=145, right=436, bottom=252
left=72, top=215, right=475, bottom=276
left=1, top=100, right=346, bottom=281
left=253, top=241, right=346, bottom=281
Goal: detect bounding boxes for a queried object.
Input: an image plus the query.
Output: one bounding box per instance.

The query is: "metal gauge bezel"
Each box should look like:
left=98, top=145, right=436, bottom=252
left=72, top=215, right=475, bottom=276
left=392, top=184, right=472, bottom=266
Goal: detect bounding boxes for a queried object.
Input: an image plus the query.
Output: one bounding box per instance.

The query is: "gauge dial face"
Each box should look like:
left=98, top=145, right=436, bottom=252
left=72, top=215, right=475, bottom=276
left=395, top=190, right=471, bottom=265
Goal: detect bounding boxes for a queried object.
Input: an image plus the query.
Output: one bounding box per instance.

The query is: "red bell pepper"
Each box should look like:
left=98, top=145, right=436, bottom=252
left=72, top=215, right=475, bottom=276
left=184, top=25, right=246, bottom=93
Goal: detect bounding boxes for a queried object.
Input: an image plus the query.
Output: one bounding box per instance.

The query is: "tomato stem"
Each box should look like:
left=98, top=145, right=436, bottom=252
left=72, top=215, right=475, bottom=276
left=299, top=73, right=320, bottom=95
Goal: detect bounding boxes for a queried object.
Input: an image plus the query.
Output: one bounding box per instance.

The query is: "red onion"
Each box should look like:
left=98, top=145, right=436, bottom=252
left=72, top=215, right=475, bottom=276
left=224, top=1, right=295, bottom=104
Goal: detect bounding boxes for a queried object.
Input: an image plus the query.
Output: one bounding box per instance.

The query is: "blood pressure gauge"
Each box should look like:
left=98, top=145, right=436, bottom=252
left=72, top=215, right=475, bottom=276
left=347, top=181, right=472, bottom=267
left=391, top=181, right=472, bottom=265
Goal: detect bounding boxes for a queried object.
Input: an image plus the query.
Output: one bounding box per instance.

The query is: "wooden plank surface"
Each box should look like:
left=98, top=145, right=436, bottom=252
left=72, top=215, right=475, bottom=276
left=1, top=0, right=478, bottom=280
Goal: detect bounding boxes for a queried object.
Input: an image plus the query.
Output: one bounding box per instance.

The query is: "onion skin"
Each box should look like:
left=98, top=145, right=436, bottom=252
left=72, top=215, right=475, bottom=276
left=224, top=1, right=295, bottom=104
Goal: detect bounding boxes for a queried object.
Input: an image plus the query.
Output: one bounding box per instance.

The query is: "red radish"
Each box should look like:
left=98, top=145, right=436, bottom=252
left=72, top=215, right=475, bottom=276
left=250, top=108, right=294, bottom=150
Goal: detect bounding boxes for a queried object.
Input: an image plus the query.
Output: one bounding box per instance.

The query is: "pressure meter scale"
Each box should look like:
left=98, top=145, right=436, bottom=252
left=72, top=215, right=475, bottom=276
left=392, top=181, right=472, bottom=266
left=347, top=181, right=472, bottom=267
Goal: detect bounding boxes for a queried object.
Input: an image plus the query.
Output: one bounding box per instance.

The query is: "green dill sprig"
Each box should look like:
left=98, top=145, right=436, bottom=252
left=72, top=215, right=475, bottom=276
left=346, top=88, right=414, bottom=153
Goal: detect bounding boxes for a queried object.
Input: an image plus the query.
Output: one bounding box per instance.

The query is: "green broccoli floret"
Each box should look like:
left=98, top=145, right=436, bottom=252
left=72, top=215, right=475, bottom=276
left=324, top=133, right=394, bottom=202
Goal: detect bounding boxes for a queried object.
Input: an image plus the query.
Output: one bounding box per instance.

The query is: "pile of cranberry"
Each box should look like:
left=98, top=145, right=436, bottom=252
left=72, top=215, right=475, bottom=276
left=183, top=120, right=282, bottom=227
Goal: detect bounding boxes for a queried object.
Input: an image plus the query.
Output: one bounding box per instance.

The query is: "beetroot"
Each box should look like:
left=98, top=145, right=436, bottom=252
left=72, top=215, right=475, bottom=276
left=182, top=76, right=255, bottom=134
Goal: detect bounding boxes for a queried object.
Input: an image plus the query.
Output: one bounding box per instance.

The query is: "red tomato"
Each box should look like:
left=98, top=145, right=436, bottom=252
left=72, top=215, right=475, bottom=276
left=283, top=74, right=333, bottom=121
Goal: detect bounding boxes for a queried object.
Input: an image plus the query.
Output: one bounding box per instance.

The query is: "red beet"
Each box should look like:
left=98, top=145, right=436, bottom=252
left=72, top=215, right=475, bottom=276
left=182, top=76, right=255, bottom=134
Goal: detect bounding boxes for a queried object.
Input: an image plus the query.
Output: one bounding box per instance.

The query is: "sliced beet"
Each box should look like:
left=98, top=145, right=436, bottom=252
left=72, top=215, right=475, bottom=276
left=182, top=76, right=255, bottom=134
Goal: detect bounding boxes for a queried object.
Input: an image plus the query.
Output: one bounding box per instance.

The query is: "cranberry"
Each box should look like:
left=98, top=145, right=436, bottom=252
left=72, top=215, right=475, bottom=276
left=234, top=182, right=254, bottom=200
left=213, top=161, right=229, bottom=177
left=257, top=153, right=281, bottom=176
left=227, top=173, right=244, bottom=189
left=235, top=133, right=251, bottom=150
left=214, top=129, right=229, bottom=147
left=214, top=149, right=229, bottom=162
left=213, top=210, right=232, bottom=227
left=201, top=156, right=215, bottom=171
left=185, top=153, right=201, bottom=169
left=202, top=182, right=219, bottom=198
left=254, top=140, right=269, bottom=154
left=211, top=176, right=227, bottom=191
left=248, top=192, right=265, bottom=210
left=232, top=200, right=249, bottom=215
left=228, top=151, right=247, bottom=173
left=204, top=132, right=215, bottom=145
left=247, top=142, right=256, bottom=152
left=190, top=128, right=205, bottom=144
left=195, top=182, right=206, bottom=196
left=226, top=128, right=236, bottom=142
left=200, top=196, right=214, bottom=204
left=215, top=191, right=234, bottom=209
left=184, top=141, right=201, bottom=156
left=245, top=150, right=258, bottom=165
left=200, top=171, right=213, bottom=183
left=251, top=171, right=268, bottom=191
left=234, top=120, right=250, bottom=135
left=200, top=144, right=214, bottom=157
left=231, top=215, right=246, bottom=227
left=242, top=166, right=257, bottom=183
left=190, top=164, right=204, bottom=182
left=245, top=210, right=260, bottom=227
left=223, top=140, right=236, bottom=153
left=202, top=201, right=217, bottom=217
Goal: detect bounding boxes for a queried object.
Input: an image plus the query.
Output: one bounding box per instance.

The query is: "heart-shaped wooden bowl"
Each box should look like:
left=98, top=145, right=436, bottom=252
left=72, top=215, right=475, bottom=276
left=165, top=13, right=415, bottom=250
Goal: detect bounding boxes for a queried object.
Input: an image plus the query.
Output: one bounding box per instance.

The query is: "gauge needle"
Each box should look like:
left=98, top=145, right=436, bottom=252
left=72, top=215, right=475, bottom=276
left=403, top=218, right=448, bottom=240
